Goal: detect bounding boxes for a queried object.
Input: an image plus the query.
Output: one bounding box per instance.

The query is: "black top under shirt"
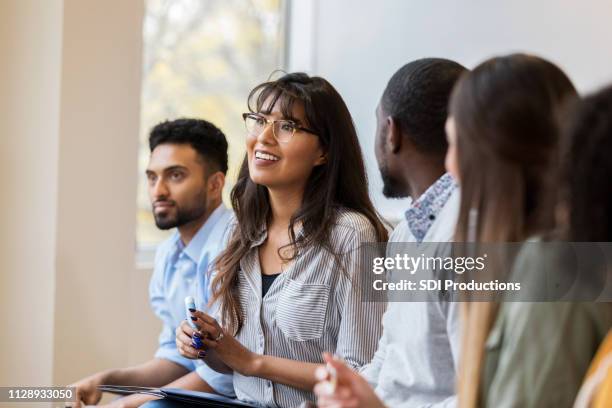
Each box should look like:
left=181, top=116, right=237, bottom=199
left=261, top=273, right=281, bottom=297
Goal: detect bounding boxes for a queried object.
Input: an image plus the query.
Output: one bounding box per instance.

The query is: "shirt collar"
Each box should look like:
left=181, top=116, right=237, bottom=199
left=249, top=229, right=268, bottom=249
left=404, top=173, right=457, bottom=242
left=181, top=203, right=227, bottom=264
left=167, top=232, right=184, bottom=265
left=248, top=221, right=305, bottom=250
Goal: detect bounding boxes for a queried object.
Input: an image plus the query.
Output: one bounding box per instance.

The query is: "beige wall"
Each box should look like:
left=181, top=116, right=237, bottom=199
left=0, top=0, right=160, bottom=392
left=0, top=0, right=63, bottom=387
left=53, top=0, right=144, bottom=386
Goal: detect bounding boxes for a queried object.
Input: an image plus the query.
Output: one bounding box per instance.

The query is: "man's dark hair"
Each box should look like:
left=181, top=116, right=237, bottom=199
left=381, top=58, right=467, bottom=154
left=149, top=118, right=228, bottom=174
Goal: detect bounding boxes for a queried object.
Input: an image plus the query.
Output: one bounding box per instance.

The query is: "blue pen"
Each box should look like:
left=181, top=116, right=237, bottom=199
left=184, top=296, right=198, bottom=329
left=185, top=296, right=203, bottom=349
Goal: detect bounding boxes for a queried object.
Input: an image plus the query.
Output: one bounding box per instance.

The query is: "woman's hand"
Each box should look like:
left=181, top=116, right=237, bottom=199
left=188, top=310, right=261, bottom=376
left=175, top=320, right=206, bottom=360
left=192, top=310, right=261, bottom=376
left=314, top=353, right=386, bottom=408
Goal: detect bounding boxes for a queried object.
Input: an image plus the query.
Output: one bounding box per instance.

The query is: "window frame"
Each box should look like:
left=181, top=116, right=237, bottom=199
left=136, top=0, right=293, bottom=268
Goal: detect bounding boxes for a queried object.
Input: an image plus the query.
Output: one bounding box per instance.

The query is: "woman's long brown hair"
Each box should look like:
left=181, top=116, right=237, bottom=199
left=449, top=54, right=577, bottom=407
left=561, top=85, right=612, bottom=242
left=209, top=72, right=388, bottom=334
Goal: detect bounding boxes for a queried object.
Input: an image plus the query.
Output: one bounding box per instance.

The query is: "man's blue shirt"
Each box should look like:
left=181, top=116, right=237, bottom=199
left=149, top=203, right=234, bottom=396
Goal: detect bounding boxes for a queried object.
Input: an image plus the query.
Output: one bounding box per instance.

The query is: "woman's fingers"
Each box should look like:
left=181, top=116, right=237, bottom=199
left=191, top=310, right=217, bottom=325
left=186, top=310, right=225, bottom=342
left=175, top=327, right=199, bottom=358
left=338, top=397, right=360, bottom=408
left=178, top=311, right=225, bottom=357
left=315, top=381, right=352, bottom=398
left=178, top=341, right=199, bottom=358
left=177, top=329, right=193, bottom=346
left=315, top=355, right=362, bottom=407
left=191, top=316, right=208, bottom=333
left=199, top=337, right=220, bottom=350
left=314, top=381, right=335, bottom=397
left=195, top=319, right=221, bottom=338
left=315, top=365, right=330, bottom=381
left=179, top=319, right=195, bottom=336
left=315, top=385, right=355, bottom=408
left=322, top=353, right=355, bottom=385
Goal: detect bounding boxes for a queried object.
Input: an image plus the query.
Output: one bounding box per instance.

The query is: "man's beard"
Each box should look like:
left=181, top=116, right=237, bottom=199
left=153, top=191, right=208, bottom=230
left=380, top=164, right=406, bottom=199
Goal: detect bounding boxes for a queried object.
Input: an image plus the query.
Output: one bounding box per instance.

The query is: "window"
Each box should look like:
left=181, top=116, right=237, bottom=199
left=137, top=0, right=286, bottom=259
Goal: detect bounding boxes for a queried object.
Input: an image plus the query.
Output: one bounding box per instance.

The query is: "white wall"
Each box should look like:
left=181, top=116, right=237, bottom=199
left=288, top=0, right=612, bottom=220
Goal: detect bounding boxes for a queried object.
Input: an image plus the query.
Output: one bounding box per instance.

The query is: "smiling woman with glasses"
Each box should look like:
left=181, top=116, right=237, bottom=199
left=175, top=72, right=388, bottom=407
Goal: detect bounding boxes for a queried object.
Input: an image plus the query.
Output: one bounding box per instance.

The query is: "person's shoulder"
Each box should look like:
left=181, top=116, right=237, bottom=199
left=502, top=295, right=611, bottom=335
left=212, top=204, right=235, bottom=231
left=328, top=208, right=381, bottom=248
left=389, top=218, right=412, bottom=242
left=214, top=205, right=237, bottom=245
left=333, top=208, right=376, bottom=232
left=217, top=204, right=234, bottom=221
left=224, top=214, right=238, bottom=239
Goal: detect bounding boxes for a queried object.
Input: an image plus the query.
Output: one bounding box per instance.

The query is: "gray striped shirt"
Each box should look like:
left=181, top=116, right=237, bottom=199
left=232, top=210, right=386, bottom=407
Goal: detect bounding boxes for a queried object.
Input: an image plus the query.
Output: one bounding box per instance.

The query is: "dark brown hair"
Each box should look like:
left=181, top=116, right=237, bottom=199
left=561, top=85, right=612, bottom=242
left=210, top=72, right=388, bottom=333
left=449, top=54, right=577, bottom=408
left=451, top=54, right=577, bottom=244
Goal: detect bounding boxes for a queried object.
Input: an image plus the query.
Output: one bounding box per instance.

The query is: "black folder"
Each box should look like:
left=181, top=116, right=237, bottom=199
left=98, top=385, right=259, bottom=407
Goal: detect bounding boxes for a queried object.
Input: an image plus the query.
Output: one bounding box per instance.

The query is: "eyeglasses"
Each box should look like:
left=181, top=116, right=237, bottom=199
left=242, top=113, right=317, bottom=143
